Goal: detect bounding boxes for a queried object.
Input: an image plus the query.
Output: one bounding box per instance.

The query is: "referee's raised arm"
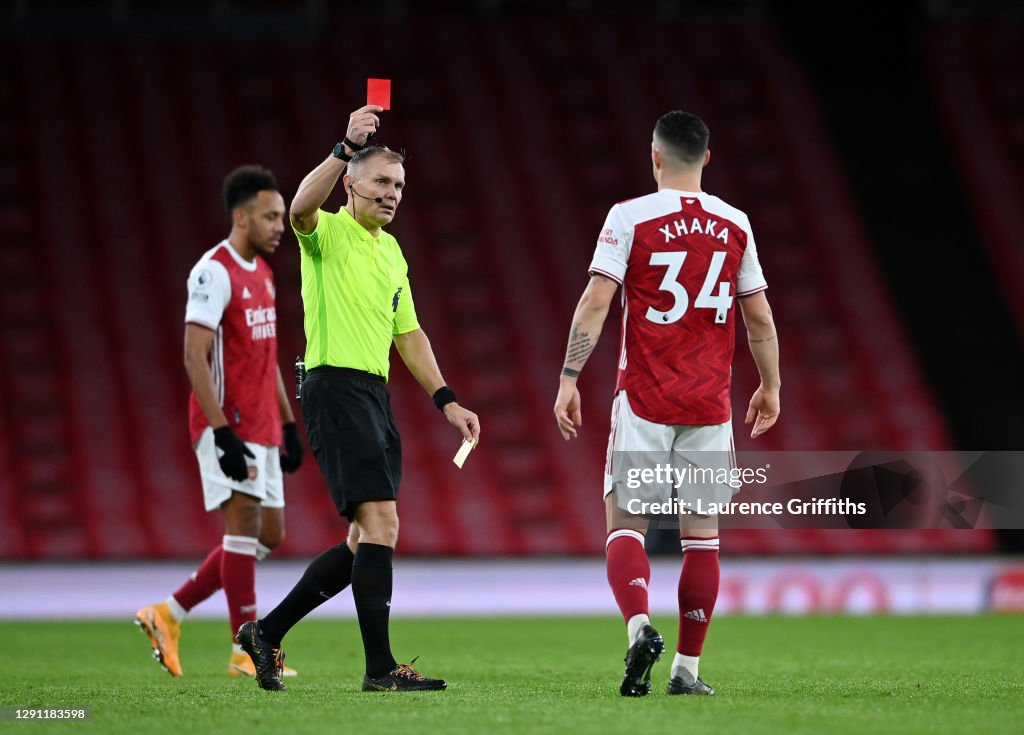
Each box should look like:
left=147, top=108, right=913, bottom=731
left=289, top=105, right=382, bottom=234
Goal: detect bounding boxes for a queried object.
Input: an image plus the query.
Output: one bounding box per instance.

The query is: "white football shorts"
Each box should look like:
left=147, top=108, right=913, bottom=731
left=194, top=427, right=284, bottom=512
left=604, top=391, right=736, bottom=512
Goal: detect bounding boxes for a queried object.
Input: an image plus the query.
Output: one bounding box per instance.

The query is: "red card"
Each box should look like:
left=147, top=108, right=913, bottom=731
left=367, top=78, right=391, bottom=110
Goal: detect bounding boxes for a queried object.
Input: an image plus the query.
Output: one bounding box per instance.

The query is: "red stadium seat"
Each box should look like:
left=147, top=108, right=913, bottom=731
left=1, top=19, right=991, bottom=558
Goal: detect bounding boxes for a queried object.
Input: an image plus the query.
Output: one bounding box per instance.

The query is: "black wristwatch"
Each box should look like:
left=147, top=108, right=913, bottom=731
left=332, top=142, right=352, bottom=162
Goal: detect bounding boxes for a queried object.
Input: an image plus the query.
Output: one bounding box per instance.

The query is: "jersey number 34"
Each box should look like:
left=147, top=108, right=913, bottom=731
left=645, top=251, right=732, bottom=326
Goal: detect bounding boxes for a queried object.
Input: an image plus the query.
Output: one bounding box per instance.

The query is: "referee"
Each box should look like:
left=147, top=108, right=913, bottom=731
left=238, top=104, right=480, bottom=692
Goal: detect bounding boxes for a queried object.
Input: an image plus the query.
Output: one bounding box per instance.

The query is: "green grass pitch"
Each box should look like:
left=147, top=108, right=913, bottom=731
left=1, top=615, right=1022, bottom=734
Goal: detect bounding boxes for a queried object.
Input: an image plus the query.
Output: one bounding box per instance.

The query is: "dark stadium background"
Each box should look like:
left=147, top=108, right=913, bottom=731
left=1, top=0, right=1022, bottom=577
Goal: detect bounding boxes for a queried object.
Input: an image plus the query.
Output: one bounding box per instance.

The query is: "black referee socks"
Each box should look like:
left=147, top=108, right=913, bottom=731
left=256, top=541, right=398, bottom=678
left=259, top=542, right=356, bottom=647
left=352, top=543, right=398, bottom=678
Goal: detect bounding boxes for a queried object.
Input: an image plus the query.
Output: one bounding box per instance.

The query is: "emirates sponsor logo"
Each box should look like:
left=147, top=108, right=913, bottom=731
left=245, top=306, right=277, bottom=341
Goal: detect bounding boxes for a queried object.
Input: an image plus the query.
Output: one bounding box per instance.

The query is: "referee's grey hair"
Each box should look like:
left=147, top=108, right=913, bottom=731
left=348, top=146, right=406, bottom=177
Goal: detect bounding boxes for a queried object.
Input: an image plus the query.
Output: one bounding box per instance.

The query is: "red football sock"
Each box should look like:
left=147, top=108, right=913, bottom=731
left=606, top=529, right=650, bottom=622
left=221, top=535, right=258, bottom=637
left=677, top=536, right=720, bottom=656
left=172, top=545, right=223, bottom=612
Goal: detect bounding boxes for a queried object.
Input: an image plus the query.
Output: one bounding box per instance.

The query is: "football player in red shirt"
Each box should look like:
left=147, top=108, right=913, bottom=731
left=553, top=112, right=781, bottom=697
left=135, top=166, right=304, bottom=679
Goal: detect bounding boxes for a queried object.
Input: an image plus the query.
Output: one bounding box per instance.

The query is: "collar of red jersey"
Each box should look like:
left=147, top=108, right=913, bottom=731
left=219, top=240, right=259, bottom=272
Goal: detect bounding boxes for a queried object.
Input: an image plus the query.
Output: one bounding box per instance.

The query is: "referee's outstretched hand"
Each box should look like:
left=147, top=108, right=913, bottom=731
left=443, top=403, right=481, bottom=446
left=346, top=105, right=383, bottom=148
left=213, top=426, right=255, bottom=482
left=279, top=421, right=304, bottom=473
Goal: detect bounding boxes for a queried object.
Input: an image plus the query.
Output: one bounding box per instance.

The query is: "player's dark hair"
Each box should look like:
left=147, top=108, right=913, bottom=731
left=222, top=165, right=279, bottom=214
left=654, top=111, right=710, bottom=166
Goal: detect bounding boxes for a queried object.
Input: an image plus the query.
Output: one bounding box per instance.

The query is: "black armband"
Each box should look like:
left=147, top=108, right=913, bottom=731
left=432, top=385, right=457, bottom=412
left=343, top=136, right=365, bottom=152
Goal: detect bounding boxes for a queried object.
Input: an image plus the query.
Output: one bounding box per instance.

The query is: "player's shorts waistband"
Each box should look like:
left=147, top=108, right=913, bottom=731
left=306, top=365, right=386, bottom=385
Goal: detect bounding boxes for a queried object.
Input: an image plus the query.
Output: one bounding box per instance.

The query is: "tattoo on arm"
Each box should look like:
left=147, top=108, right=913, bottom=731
left=749, top=334, right=777, bottom=344
left=561, top=367, right=580, bottom=378
left=565, top=322, right=597, bottom=367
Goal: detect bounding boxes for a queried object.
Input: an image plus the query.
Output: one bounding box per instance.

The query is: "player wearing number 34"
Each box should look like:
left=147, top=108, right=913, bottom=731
left=552, top=112, right=781, bottom=698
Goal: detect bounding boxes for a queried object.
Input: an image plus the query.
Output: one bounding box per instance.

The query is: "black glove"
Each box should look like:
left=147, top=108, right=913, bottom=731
left=213, top=426, right=255, bottom=482
left=279, top=421, right=304, bottom=473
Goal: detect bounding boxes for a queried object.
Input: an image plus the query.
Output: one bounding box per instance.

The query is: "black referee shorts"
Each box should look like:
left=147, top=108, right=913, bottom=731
left=300, top=366, right=402, bottom=520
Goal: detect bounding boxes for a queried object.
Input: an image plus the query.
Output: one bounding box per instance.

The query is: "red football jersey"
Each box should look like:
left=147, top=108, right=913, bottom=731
left=589, top=190, right=767, bottom=426
left=185, top=241, right=282, bottom=447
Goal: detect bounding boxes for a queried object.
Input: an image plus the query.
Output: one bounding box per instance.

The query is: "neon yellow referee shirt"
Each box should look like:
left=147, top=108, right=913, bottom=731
left=294, top=207, right=420, bottom=379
